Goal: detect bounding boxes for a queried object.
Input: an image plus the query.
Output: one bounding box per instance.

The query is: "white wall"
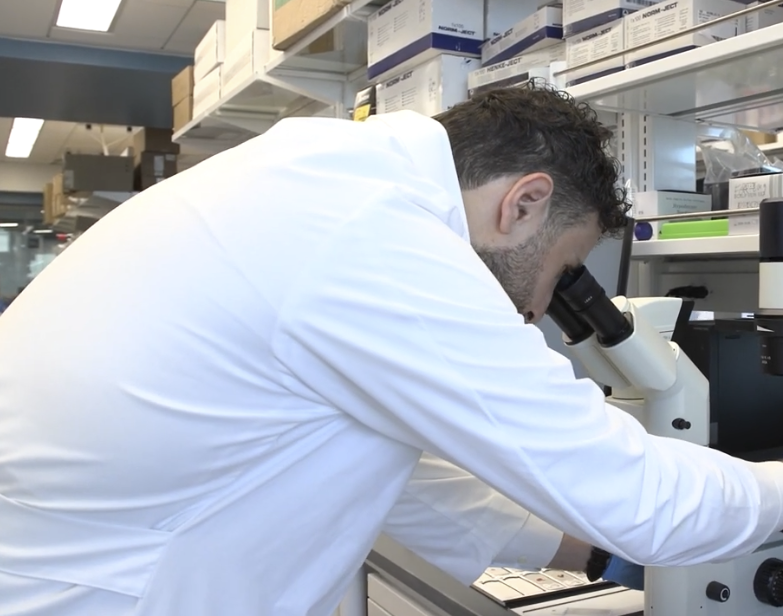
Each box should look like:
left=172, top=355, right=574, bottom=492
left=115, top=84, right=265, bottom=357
left=0, top=162, right=60, bottom=193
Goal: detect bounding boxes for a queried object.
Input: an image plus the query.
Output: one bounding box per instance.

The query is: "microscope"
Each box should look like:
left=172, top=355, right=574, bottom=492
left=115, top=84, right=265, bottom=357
left=545, top=197, right=783, bottom=615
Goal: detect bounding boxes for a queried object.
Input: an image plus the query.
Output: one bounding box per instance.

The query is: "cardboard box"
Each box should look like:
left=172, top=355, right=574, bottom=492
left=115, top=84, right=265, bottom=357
left=742, top=129, right=777, bottom=147
left=565, top=18, right=624, bottom=86
left=273, top=0, right=351, bottom=50
left=484, top=0, right=539, bottom=39
left=729, top=174, right=783, bottom=236
left=367, top=0, right=484, bottom=81
left=171, top=65, right=194, bottom=107
left=468, top=44, right=566, bottom=96
left=194, top=65, right=222, bottom=119
left=222, top=29, right=271, bottom=96
left=633, top=190, right=712, bottom=240
left=481, top=5, right=563, bottom=66
left=227, top=0, right=270, bottom=53
left=563, top=0, right=659, bottom=36
left=745, top=0, right=783, bottom=32
left=62, top=154, right=134, bottom=193
left=376, top=54, right=479, bottom=117
left=133, top=128, right=180, bottom=158
left=173, top=97, right=194, bottom=133
left=195, top=20, right=227, bottom=82
left=624, top=0, right=744, bottom=67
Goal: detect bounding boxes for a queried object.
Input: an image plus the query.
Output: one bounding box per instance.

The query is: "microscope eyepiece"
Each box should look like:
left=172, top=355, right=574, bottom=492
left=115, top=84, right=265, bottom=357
left=553, top=265, right=632, bottom=347
left=545, top=293, right=594, bottom=345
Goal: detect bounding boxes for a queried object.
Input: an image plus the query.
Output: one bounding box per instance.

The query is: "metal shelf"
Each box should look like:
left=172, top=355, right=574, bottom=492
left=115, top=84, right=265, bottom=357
left=174, top=0, right=381, bottom=151
left=632, top=234, right=759, bottom=259
left=566, top=23, right=783, bottom=130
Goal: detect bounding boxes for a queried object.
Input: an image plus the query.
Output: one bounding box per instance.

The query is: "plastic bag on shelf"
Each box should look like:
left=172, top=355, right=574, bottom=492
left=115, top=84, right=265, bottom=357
left=698, top=128, right=783, bottom=186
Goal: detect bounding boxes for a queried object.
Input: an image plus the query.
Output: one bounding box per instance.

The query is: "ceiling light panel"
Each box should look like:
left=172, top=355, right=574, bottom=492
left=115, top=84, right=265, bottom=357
left=56, top=0, right=124, bottom=32
left=5, top=118, right=44, bottom=159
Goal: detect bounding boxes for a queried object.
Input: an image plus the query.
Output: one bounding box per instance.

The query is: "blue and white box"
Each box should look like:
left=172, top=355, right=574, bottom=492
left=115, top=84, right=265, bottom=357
left=624, top=0, right=743, bottom=67
left=481, top=5, right=563, bottom=66
left=484, top=0, right=540, bottom=39
left=744, top=0, right=783, bottom=32
left=367, top=0, right=484, bottom=81
left=468, top=44, right=566, bottom=96
left=564, top=18, right=624, bottom=86
left=376, top=54, right=480, bottom=116
left=563, top=0, right=659, bottom=36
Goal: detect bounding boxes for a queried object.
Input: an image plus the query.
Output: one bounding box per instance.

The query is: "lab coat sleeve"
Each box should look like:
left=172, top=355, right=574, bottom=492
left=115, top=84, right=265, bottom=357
left=381, top=452, right=563, bottom=584
left=272, top=187, right=783, bottom=567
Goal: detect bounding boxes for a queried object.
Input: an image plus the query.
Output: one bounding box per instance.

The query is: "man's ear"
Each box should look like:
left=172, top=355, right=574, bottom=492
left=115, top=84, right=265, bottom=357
left=498, top=173, right=554, bottom=236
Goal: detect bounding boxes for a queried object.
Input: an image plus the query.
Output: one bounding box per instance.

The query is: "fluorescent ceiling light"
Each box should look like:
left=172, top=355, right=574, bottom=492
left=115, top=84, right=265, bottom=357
left=5, top=118, right=44, bottom=159
left=0, top=223, right=19, bottom=228
left=56, top=0, right=123, bottom=32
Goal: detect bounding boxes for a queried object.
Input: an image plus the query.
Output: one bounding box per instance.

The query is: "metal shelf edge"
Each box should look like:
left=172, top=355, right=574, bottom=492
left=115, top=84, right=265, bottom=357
left=566, top=22, right=783, bottom=104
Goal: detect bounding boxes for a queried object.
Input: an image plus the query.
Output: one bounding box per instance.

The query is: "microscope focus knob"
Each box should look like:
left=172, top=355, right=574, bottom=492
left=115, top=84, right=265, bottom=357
left=754, top=558, right=783, bottom=607
left=706, top=581, right=730, bottom=603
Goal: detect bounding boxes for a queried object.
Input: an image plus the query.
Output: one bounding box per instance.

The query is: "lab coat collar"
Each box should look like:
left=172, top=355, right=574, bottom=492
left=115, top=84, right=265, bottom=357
left=367, top=111, right=470, bottom=243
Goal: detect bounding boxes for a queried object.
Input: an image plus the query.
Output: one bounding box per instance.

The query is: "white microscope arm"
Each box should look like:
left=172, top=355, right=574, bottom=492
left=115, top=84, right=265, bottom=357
left=563, top=296, right=709, bottom=446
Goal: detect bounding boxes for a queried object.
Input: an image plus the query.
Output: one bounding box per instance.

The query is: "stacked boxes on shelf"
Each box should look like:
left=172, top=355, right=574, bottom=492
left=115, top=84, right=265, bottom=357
left=223, top=0, right=270, bottom=99
left=481, top=5, right=563, bottom=67
left=132, top=128, right=181, bottom=191
left=368, top=0, right=485, bottom=116
left=172, top=66, right=194, bottom=134
left=624, top=0, right=744, bottom=68
left=468, top=45, right=566, bottom=97
left=193, top=20, right=226, bottom=119
left=272, top=0, right=352, bottom=50
left=227, top=0, right=269, bottom=54
left=562, top=0, right=657, bottom=86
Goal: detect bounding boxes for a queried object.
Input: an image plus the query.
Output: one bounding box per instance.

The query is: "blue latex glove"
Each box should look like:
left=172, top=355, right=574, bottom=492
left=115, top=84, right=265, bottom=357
left=603, top=555, right=645, bottom=590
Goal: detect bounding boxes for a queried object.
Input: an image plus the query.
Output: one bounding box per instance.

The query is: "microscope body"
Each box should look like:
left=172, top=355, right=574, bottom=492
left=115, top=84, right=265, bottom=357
left=547, top=263, right=783, bottom=616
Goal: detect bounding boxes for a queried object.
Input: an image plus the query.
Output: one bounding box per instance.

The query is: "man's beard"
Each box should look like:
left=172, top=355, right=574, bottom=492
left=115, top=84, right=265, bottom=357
left=473, top=235, right=548, bottom=316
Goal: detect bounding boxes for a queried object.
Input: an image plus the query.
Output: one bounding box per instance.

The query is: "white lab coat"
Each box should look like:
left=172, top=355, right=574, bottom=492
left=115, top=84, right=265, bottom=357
left=0, top=110, right=782, bottom=616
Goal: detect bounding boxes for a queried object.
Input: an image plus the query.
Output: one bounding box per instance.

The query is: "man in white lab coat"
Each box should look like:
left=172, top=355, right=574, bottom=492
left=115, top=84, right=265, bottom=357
left=0, top=82, right=781, bottom=616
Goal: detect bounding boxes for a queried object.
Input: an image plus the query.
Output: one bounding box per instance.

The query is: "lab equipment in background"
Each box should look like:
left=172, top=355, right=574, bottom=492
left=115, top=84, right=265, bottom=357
left=546, top=258, right=783, bottom=615
left=755, top=198, right=783, bottom=378
left=366, top=0, right=484, bottom=81
left=624, top=0, right=745, bottom=67
left=480, top=5, right=563, bottom=66
left=700, top=129, right=783, bottom=227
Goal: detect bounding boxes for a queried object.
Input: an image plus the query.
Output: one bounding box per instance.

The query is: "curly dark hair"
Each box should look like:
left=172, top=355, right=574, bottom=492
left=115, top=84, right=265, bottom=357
left=433, top=80, right=630, bottom=236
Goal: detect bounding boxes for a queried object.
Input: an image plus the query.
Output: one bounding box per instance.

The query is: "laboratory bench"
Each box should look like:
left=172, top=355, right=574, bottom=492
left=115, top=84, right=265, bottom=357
left=366, top=536, right=644, bottom=616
